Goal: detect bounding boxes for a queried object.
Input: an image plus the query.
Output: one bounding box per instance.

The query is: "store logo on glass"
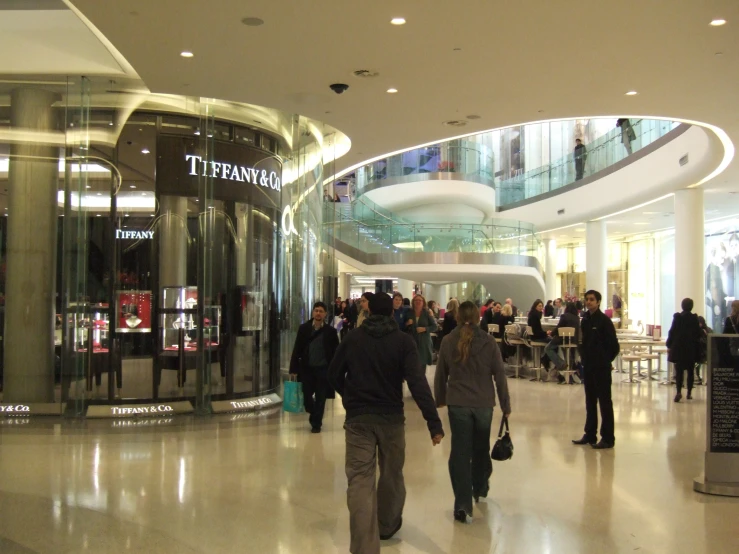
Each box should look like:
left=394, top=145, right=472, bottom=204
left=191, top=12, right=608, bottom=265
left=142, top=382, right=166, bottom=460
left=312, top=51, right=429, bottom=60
left=116, top=229, right=155, bottom=240
left=185, top=155, right=281, bottom=191
left=0, top=405, right=31, bottom=413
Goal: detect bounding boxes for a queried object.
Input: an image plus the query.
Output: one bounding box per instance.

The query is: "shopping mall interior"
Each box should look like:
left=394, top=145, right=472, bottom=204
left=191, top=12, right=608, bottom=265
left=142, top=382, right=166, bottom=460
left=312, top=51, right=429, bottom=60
left=0, top=1, right=738, bottom=553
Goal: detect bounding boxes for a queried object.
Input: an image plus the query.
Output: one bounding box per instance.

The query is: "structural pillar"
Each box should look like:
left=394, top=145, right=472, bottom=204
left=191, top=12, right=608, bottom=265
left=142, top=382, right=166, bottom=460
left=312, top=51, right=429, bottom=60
left=544, top=238, right=558, bottom=301
left=585, top=220, right=607, bottom=299
left=4, top=89, right=60, bottom=402
left=397, top=278, right=414, bottom=300
left=674, top=189, right=704, bottom=317
left=159, top=196, right=188, bottom=287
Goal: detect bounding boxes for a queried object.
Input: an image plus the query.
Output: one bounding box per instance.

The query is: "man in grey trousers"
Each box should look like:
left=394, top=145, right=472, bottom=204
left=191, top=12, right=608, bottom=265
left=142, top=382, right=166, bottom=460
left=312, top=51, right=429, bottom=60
left=329, top=292, right=444, bottom=554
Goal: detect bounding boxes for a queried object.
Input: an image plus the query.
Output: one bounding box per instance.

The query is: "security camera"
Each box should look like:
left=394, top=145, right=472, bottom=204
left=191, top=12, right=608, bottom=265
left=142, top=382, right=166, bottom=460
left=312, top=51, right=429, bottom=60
left=330, top=83, right=349, bottom=94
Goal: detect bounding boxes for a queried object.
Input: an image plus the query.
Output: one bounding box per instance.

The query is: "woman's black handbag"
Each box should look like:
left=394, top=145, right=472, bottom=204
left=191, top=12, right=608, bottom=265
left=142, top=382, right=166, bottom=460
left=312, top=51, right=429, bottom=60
left=491, top=416, right=513, bottom=461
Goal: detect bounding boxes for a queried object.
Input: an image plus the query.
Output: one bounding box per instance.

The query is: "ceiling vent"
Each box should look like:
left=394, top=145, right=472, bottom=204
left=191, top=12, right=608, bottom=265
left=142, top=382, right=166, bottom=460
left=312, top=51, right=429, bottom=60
left=353, top=70, right=379, bottom=79
left=443, top=120, right=468, bottom=127
left=679, top=154, right=689, bottom=166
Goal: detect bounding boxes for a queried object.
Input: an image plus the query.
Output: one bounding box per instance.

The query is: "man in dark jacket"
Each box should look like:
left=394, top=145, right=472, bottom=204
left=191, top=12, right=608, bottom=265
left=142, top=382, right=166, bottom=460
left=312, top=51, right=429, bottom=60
left=572, top=290, right=620, bottom=449
left=544, top=302, right=581, bottom=382
left=574, top=139, right=588, bottom=180
left=666, top=297, right=702, bottom=402
left=289, top=302, right=339, bottom=433
left=328, top=292, right=444, bottom=553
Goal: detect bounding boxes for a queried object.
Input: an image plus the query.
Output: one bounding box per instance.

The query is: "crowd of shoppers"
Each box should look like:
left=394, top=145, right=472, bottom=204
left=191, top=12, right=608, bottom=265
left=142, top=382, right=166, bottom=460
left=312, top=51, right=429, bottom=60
left=289, top=286, right=717, bottom=553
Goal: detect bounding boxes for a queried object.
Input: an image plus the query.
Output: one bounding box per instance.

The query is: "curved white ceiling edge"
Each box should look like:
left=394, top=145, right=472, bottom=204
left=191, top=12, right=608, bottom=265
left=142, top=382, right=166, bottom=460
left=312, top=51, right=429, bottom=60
left=502, top=125, right=727, bottom=231
left=362, top=180, right=496, bottom=221
left=62, top=0, right=141, bottom=79
left=333, top=249, right=545, bottom=302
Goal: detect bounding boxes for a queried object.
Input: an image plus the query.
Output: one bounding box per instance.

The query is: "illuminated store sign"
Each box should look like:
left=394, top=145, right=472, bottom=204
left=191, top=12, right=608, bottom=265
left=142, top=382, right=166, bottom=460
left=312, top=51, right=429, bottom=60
left=185, top=154, right=281, bottom=191
left=86, top=400, right=194, bottom=418
left=0, top=404, right=30, bottom=413
left=116, top=229, right=155, bottom=240
left=281, top=205, right=298, bottom=236
left=211, top=392, right=282, bottom=414
left=110, top=405, right=173, bottom=415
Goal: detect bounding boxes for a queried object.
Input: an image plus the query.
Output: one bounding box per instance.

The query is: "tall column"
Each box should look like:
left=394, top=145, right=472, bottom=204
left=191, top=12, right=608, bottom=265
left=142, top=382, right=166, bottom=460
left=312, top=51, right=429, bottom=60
left=586, top=220, right=607, bottom=298
left=674, top=189, right=704, bottom=317
left=544, top=238, right=558, bottom=301
left=397, top=278, right=414, bottom=300
left=4, top=89, right=59, bottom=402
left=159, top=196, right=188, bottom=287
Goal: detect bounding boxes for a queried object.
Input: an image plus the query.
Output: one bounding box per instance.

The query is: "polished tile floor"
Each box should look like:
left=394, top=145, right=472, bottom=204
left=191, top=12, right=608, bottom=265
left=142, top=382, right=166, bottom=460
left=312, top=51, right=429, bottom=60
left=1, top=374, right=738, bottom=553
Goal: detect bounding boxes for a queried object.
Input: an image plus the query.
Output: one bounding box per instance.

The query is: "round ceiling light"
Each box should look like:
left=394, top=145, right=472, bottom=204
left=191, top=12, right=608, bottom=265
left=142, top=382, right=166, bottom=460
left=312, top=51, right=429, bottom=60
left=141, top=148, right=150, bottom=154
left=242, top=17, right=265, bottom=26
left=180, top=51, right=194, bottom=58
left=625, top=91, right=638, bottom=96
left=390, top=17, right=406, bottom=25
left=710, top=19, right=726, bottom=26
left=387, top=88, right=398, bottom=94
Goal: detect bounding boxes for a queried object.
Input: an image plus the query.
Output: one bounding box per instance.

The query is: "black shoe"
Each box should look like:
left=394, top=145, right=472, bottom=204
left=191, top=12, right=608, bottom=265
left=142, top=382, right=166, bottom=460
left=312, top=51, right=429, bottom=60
left=453, top=510, right=470, bottom=523
left=591, top=440, right=614, bottom=450
left=310, top=427, right=321, bottom=433
left=572, top=435, right=596, bottom=445
left=687, top=392, right=693, bottom=400
left=674, top=393, right=682, bottom=403
left=380, top=518, right=402, bottom=540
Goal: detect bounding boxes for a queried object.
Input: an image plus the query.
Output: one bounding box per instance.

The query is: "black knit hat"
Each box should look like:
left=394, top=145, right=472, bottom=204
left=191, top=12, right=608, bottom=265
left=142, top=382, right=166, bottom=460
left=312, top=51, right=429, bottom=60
left=369, top=292, right=393, bottom=316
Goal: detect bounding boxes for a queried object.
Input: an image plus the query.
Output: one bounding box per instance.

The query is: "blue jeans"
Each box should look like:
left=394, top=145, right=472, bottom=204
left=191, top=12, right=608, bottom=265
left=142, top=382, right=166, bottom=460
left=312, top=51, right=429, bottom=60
left=545, top=341, right=566, bottom=369
left=447, top=406, right=493, bottom=514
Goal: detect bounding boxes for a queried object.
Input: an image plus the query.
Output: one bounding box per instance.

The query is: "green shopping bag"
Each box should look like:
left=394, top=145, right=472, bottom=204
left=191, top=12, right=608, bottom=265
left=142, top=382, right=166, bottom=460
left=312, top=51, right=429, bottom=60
left=283, top=375, right=305, bottom=413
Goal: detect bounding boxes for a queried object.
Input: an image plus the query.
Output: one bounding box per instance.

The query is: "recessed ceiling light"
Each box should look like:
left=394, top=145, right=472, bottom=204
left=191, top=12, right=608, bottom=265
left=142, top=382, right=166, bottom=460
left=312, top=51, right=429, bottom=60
left=194, top=130, right=200, bottom=136
left=141, top=148, right=150, bottom=154
left=124, top=214, right=129, bottom=217
left=574, top=228, right=585, bottom=232
left=634, top=222, right=650, bottom=225
left=86, top=185, right=91, bottom=189
left=387, top=88, right=398, bottom=94
left=108, top=121, right=114, bottom=126
left=710, top=19, right=726, bottom=26
left=96, top=214, right=101, bottom=217
left=96, top=193, right=102, bottom=196
left=141, top=192, right=146, bottom=196
left=390, top=17, right=406, bottom=25
left=180, top=51, right=194, bottom=58
left=625, top=91, right=638, bottom=96
left=241, top=17, right=265, bottom=26
left=130, top=184, right=136, bottom=189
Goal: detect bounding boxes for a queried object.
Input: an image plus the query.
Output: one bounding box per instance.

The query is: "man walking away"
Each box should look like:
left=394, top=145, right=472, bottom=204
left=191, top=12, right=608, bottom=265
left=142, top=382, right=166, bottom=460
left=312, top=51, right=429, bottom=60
left=329, top=292, right=444, bottom=554
left=572, top=290, right=620, bottom=449
left=289, top=302, right=339, bottom=433
left=574, top=139, right=588, bottom=180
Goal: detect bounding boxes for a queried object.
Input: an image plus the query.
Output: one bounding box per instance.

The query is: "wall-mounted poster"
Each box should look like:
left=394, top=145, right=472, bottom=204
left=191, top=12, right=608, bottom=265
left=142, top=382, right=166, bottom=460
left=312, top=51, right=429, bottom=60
left=241, top=289, right=263, bottom=331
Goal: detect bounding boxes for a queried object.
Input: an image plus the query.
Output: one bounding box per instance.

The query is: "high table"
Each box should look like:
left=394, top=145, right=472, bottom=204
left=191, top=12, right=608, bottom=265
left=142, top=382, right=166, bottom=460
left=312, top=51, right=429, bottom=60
left=618, top=338, right=667, bottom=380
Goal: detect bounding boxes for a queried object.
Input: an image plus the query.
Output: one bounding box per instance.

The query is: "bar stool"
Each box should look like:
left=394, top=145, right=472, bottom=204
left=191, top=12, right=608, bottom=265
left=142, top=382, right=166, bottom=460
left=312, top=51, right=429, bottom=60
left=621, top=354, right=645, bottom=383
left=525, top=326, right=549, bottom=382
left=558, top=327, right=578, bottom=384
left=505, top=324, right=526, bottom=379
left=487, top=324, right=502, bottom=345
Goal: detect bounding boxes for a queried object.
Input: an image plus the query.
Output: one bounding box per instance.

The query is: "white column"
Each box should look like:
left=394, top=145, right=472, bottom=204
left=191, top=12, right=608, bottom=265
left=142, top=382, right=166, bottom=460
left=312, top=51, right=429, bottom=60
left=424, top=284, right=439, bottom=303
left=544, top=238, right=558, bottom=301
left=337, top=272, right=348, bottom=299
left=674, top=189, right=704, bottom=317
left=586, top=220, right=607, bottom=298
left=397, top=278, right=414, bottom=299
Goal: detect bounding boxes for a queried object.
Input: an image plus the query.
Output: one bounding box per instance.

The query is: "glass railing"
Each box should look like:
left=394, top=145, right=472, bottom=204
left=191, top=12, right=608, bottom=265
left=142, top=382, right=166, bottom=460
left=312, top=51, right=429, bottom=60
left=354, top=140, right=494, bottom=196
left=324, top=203, right=542, bottom=261
left=496, top=119, right=681, bottom=206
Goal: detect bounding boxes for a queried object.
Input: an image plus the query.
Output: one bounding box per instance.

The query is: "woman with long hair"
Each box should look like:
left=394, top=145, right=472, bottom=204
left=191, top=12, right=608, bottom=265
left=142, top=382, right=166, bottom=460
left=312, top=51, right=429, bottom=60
left=527, top=299, right=548, bottom=341
left=407, top=294, right=438, bottom=367
left=434, top=301, right=511, bottom=523
left=442, top=298, right=460, bottom=337
left=428, top=300, right=439, bottom=319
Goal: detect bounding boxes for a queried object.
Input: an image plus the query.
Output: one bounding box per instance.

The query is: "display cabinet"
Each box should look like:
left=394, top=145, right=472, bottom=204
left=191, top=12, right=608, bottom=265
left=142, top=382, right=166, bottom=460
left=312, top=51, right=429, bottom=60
left=68, top=302, right=110, bottom=354
left=115, top=290, right=152, bottom=333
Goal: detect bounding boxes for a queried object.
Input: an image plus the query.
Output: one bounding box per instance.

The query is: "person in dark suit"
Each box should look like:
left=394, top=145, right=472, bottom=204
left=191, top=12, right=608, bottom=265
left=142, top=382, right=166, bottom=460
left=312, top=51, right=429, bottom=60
left=666, top=297, right=703, bottom=403
left=544, top=302, right=581, bottom=382
left=289, top=302, right=340, bottom=433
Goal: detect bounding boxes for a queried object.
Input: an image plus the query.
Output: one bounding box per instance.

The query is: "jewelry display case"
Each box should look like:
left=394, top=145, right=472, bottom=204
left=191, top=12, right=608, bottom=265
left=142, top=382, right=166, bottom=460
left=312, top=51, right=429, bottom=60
left=115, top=290, right=153, bottom=333
left=69, top=302, right=110, bottom=354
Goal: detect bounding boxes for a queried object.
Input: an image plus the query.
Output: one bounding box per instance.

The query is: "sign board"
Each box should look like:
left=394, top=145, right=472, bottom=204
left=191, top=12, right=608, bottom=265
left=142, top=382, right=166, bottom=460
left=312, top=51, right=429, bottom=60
left=0, top=403, right=64, bottom=416
left=211, top=393, right=282, bottom=414
left=694, top=334, right=739, bottom=497
left=86, top=400, right=194, bottom=418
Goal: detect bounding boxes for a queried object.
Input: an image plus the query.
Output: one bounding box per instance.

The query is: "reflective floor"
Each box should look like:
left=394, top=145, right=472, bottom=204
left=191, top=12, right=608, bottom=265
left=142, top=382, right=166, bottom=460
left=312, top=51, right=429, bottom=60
left=1, top=373, right=738, bottom=553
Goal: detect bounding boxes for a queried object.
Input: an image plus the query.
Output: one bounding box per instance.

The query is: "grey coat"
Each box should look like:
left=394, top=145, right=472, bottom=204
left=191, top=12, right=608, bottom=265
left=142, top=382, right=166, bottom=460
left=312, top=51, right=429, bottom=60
left=408, top=309, right=438, bottom=366
left=434, top=325, right=511, bottom=413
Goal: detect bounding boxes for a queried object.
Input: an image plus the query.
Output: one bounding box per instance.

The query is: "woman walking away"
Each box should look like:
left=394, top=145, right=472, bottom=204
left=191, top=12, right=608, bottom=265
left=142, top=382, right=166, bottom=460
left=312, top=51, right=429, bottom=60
left=666, top=298, right=702, bottom=402
left=442, top=299, right=460, bottom=337
left=408, top=294, right=438, bottom=368
left=434, top=301, right=511, bottom=523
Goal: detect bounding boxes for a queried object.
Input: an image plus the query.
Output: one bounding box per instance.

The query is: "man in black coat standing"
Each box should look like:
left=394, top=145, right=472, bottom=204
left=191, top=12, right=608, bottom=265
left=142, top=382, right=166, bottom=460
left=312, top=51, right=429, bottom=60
left=572, top=290, right=620, bottom=449
left=666, top=297, right=702, bottom=402
left=329, top=292, right=444, bottom=553
left=574, top=138, right=588, bottom=180
left=289, top=302, right=339, bottom=433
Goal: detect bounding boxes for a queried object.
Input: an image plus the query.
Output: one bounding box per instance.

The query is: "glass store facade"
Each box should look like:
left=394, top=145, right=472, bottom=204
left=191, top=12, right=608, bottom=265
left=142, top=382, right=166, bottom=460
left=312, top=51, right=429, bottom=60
left=0, top=77, right=345, bottom=415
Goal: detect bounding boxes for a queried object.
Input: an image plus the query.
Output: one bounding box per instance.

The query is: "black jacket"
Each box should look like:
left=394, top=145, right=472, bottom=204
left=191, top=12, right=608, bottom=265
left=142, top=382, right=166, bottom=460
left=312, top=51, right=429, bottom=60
left=527, top=311, right=548, bottom=341
left=579, top=309, right=619, bottom=369
left=544, top=304, right=554, bottom=317
left=442, top=312, right=457, bottom=337
left=289, top=319, right=339, bottom=375
left=574, top=143, right=588, bottom=162
left=328, top=315, right=444, bottom=438
left=666, top=311, right=701, bottom=364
